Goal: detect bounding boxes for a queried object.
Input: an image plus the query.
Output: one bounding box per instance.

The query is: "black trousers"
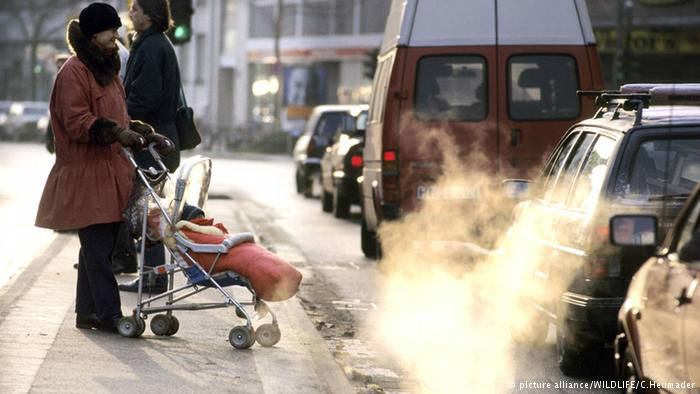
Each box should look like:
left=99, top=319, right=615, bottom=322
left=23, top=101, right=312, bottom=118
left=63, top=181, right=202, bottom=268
left=142, top=242, right=167, bottom=286
left=76, top=222, right=123, bottom=322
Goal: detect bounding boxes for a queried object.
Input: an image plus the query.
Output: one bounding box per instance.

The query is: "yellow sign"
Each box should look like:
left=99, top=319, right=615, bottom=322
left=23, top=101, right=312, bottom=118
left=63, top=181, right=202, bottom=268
left=637, top=0, right=687, bottom=4
left=595, top=29, right=700, bottom=54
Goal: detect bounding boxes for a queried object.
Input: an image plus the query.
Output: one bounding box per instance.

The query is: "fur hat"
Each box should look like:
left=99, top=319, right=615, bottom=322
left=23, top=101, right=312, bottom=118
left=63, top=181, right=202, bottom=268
left=79, top=2, right=122, bottom=38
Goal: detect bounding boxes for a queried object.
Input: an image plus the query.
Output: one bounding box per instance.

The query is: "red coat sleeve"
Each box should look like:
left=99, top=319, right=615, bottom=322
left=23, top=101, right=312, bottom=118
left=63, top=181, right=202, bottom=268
left=51, top=63, right=97, bottom=143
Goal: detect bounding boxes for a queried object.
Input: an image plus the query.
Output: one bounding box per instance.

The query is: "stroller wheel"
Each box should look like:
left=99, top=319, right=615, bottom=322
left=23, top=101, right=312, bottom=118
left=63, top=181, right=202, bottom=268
left=150, top=314, right=171, bottom=336
left=166, top=316, right=179, bottom=336
left=136, top=317, right=146, bottom=337
left=229, top=325, right=255, bottom=349
left=117, top=316, right=140, bottom=338
left=255, top=323, right=281, bottom=347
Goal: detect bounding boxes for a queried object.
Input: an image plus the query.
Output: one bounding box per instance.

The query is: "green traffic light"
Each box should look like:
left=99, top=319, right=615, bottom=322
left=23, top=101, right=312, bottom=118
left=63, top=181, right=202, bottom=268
left=174, top=25, right=190, bottom=41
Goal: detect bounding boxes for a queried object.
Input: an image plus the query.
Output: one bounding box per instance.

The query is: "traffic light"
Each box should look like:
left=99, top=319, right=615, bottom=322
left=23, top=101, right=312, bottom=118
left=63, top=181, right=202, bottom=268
left=168, top=0, right=194, bottom=45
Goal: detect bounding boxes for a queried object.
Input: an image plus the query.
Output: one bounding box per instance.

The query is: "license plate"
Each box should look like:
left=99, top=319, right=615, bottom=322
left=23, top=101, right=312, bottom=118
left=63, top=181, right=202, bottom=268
left=416, top=185, right=480, bottom=200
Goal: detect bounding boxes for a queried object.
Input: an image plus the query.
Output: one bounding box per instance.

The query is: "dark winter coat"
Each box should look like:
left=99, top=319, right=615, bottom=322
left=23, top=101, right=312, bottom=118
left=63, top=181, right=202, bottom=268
left=35, top=20, right=133, bottom=231
left=123, top=26, right=181, bottom=172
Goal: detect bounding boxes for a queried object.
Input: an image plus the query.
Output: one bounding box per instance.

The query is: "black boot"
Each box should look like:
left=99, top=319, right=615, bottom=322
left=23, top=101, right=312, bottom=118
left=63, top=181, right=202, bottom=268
left=111, top=255, right=137, bottom=274
left=118, top=277, right=166, bottom=294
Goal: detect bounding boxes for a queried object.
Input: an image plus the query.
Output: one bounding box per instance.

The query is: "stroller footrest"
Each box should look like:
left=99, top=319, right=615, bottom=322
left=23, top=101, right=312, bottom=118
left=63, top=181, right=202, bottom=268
left=199, top=271, right=250, bottom=288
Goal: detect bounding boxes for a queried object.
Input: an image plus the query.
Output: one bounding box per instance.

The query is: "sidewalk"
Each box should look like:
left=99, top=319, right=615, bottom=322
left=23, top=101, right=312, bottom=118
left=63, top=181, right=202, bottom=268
left=0, top=201, right=352, bottom=393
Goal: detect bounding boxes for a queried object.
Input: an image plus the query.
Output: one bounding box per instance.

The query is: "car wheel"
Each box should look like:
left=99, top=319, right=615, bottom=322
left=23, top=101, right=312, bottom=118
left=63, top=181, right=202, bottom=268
left=321, top=190, right=333, bottom=212
left=303, top=178, right=313, bottom=198
left=361, top=218, right=379, bottom=259
left=295, top=170, right=304, bottom=194
left=333, top=185, right=350, bottom=218
left=556, top=314, right=596, bottom=376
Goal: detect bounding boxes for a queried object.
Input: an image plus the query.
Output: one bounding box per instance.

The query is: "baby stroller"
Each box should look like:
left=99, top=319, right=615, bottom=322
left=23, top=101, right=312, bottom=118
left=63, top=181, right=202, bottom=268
left=118, top=144, right=282, bottom=349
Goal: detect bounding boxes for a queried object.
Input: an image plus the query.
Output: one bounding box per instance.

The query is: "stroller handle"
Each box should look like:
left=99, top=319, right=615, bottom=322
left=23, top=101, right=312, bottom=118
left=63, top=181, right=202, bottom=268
left=122, top=142, right=170, bottom=174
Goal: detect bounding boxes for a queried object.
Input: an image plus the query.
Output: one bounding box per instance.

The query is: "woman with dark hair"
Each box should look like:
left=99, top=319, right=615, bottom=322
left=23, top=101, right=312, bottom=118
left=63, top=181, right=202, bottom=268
left=120, top=0, right=183, bottom=293
left=35, top=2, right=172, bottom=332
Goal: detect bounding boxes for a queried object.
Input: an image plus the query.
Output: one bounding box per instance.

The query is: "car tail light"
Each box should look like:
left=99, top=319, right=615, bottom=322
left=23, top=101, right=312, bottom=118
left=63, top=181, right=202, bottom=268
left=382, top=149, right=399, bottom=203
left=584, top=224, right=621, bottom=279
left=591, top=224, right=609, bottom=244
left=382, top=149, right=398, bottom=175
left=585, top=257, right=610, bottom=279
left=308, top=139, right=317, bottom=157
left=351, top=155, right=363, bottom=167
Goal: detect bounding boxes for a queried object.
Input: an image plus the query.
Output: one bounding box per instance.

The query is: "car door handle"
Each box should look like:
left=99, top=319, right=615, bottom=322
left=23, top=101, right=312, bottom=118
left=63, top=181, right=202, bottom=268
left=511, top=128, right=521, bottom=146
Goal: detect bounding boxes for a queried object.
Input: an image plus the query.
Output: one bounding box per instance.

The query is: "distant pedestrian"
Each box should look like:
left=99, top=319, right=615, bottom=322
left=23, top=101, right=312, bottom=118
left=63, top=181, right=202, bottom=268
left=119, top=0, right=183, bottom=294
left=35, top=2, right=172, bottom=332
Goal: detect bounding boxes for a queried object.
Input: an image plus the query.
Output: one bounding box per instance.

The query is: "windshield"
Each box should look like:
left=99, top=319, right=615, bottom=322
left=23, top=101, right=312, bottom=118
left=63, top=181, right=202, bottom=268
left=614, top=137, right=700, bottom=203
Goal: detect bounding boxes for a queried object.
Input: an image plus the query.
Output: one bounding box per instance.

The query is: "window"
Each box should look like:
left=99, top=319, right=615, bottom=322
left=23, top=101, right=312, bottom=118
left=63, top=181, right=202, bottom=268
left=303, top=0, right=330, bottom=36
left=250, top=5, right=274, bottom=38
left=222, top=0, right=237, bottom=53
left=678, top=201, right=700, bottom=254
left=547, top=133, right=595, bottom=204
left=368, top=54, right=393, bottom=124
left=570, top=136, right=615, bottom=211
left=414, top=56, right=486, bottom=122
left=542, top=132, right=579, bottom=199
left=508, top=55, right=580, bottom=120
left=281, top=4, right=297, bottom=36
left=360, top=0, right=390, bottom=33
left=335, top=0, right=354, bottom=34
left=314, top=112, right=350, bottom=147
left=195, top=33, right=206, bottom=84
left=356, top=110, right=368, bottom=131
left=614, top=138, right=700, bottom=202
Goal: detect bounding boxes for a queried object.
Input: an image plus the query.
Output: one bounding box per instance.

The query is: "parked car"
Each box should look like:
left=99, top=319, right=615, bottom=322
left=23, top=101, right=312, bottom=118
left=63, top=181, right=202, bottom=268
left=507, top=84, right=700, bottom=376
left=293, top=105, right=367, bottom=197
left=320, top=106, right=369, bottom=218
left=6, top=101, right=49, bottom=141
left=0, top=100, right=12, bottom=139
left=360, top=0, right=604, bottom=258
left=611, top=211, right=699, bottom=393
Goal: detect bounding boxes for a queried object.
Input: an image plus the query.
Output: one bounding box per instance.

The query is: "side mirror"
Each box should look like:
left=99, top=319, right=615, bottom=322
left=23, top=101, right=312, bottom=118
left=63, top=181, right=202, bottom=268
left=501, top=179, right=531, bottom=200
left=610, top=215, right=657, bottom=247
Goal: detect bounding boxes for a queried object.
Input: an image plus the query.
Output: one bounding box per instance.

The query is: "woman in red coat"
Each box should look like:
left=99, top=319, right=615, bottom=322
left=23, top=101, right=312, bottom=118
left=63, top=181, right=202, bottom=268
left=35, top=3, right=172, bottom=332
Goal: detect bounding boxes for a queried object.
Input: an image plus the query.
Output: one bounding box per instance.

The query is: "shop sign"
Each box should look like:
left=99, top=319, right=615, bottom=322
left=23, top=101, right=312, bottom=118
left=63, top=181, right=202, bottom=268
left=637, top=0, right=687, bottom=5
left=595, top=29, right=700, bottom=54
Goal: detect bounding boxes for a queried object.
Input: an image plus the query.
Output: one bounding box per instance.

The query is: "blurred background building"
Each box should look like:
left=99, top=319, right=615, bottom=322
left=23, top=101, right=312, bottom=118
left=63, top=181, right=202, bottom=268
left=0, top=0, right=699, bottom=146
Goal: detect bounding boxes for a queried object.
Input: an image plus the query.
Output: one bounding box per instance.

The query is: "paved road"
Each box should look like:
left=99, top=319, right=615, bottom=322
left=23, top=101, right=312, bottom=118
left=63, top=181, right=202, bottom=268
left=0, top=143, right=618, bottom=393
left=0, top=143, right=352, bottom=393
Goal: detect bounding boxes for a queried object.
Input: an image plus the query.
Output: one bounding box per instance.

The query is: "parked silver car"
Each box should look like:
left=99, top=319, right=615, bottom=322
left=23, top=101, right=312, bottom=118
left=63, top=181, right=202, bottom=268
left=6, top=101, right=49, bottom=141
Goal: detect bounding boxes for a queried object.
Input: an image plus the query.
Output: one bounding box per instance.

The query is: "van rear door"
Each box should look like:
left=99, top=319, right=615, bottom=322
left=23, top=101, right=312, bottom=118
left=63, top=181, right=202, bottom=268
left=399, top=47, right=498, bottom=208
left=396, top=0, right=499, bottom=210
left=496, top=0, right=601, bottom=177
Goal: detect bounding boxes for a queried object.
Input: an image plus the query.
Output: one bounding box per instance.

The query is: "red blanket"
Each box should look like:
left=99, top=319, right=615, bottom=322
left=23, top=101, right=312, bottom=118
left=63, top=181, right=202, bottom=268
left=179, top=218, right=302, bottom=301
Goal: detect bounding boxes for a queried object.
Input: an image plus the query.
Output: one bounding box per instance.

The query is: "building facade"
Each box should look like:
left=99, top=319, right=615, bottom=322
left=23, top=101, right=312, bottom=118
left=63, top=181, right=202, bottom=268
left=179, top=0, right=390, bottom=137
left=587, top=0, right=700, bottom=88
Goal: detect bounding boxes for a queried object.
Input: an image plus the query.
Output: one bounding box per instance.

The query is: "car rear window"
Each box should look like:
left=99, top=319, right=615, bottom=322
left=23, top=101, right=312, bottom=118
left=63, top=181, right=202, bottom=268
left=614, top=138, right=700, bottom=202
left=414, top=55, right=486, bottom=122
left=508, top=55, right=580, bottom=120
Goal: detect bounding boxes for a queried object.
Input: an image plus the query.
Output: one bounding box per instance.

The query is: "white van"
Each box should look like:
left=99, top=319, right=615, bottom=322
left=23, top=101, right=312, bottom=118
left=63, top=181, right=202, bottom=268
left=360, top=0, right=604, bottom=257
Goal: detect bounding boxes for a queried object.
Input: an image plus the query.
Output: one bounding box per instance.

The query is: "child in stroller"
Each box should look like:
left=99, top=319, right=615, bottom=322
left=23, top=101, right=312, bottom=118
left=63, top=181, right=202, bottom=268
left=119, top=144, right=302, bottom=348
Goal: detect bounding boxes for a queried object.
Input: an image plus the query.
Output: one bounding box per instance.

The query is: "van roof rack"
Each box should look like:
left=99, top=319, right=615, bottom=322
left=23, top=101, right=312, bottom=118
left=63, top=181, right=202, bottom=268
left=578, top=83, right=700, bottom=126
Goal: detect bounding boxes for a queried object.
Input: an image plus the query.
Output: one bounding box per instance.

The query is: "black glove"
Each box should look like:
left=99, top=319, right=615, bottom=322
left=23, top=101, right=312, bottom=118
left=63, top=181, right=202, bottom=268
left=146, top=133, right=175, bottom=156
left=129, top=119, right=155, bottom=136
left=117, top=128, right=146, bottom=150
